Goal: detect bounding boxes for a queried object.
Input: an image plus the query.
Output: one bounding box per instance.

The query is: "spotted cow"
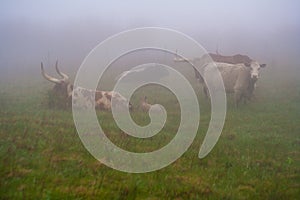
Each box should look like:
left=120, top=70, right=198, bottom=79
left=41, top=61, right=133, bottom=111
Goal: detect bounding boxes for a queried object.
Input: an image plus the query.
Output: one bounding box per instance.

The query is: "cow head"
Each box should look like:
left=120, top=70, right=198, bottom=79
left=41, top=61, right=73, bottom=103
left=245, top=61, right=266, bottom=80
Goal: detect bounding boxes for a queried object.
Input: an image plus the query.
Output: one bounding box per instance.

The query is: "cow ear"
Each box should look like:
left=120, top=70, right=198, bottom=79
left=244, top=62, right=251, bottom=67
left=260, top=64, right=266, bottom=68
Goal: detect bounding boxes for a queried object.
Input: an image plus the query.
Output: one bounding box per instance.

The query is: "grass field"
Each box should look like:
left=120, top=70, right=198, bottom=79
left=0, top=65, right=299, bottom=199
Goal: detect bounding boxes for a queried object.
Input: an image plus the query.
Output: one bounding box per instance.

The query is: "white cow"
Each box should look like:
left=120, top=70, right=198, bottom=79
left=203, top=61, right=266, bottom=106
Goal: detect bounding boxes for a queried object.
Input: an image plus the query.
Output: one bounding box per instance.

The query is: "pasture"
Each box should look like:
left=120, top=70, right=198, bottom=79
left=0, top=64, right=299, bottom=199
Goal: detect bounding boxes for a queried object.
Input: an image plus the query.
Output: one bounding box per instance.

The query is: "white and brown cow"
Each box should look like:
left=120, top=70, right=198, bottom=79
left=202, top=61, right=266, bottom=106
left=200, top=54, right=266, bottom=105
left=41, top=61, right=132, bottom=110
left=174, top=52, right=266, bottom=104
left=72, top=87, right=132, bottom=110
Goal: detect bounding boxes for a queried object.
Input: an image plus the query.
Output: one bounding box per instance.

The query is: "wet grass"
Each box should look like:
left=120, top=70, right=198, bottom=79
left=0, top=67, right=299, bottom=199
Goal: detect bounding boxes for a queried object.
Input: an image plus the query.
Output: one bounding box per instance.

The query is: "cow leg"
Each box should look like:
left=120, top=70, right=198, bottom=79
left=234, top=90, right=242, bottom=108
left=242, top=95, right=247, bottom=105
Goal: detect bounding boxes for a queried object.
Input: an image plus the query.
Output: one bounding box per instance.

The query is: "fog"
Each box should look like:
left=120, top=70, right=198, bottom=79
left=0, top=0, right=299, bottom=76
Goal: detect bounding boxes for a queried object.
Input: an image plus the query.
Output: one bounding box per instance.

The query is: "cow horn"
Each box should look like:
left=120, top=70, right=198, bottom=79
left=55, top=61, right=69, bottom=82
left=41, top=62, right=62, bottom=84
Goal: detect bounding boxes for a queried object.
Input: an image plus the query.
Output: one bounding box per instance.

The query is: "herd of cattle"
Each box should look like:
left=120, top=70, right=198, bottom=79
left=41, top=52, right=266, bottom=110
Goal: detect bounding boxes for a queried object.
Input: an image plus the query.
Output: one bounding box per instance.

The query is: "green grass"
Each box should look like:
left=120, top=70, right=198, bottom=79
left=0, top=67, right=299, bottom=199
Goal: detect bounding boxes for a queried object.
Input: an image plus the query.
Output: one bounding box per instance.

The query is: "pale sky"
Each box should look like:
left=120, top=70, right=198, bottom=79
left=0, top=0, right=299, bottom=68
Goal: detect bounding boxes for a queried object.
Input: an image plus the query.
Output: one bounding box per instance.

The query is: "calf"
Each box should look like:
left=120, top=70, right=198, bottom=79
left=140, top=96, right=163, bottom=112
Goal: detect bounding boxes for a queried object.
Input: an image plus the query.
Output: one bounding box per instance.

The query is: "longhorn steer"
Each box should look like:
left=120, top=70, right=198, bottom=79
left=41, top=61, right=132, bottom=110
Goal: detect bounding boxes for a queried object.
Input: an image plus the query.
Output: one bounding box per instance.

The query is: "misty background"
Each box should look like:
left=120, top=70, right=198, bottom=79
left=0, top=0, right=299, bottom=80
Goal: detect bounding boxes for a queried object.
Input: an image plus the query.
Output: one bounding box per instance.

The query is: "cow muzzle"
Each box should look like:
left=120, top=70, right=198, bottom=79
left=251, top=74, right=258, bottom=80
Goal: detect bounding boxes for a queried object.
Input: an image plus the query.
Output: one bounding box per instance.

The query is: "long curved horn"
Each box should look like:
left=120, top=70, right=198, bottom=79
left=41, top=62, right=61, bottom=84
left=55, top=61, right=69, bottom=82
